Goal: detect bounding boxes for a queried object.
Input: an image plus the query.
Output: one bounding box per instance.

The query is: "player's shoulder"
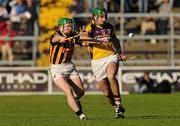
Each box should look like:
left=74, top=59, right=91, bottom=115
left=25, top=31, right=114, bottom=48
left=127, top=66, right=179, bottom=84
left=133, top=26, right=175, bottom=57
left=85, top=21, right=95, bottom=31
left=50, top=30, right=61, bottom=42
left=104, top=22, right=114, bottom=29
left=52, top=30, right=61, bottom=36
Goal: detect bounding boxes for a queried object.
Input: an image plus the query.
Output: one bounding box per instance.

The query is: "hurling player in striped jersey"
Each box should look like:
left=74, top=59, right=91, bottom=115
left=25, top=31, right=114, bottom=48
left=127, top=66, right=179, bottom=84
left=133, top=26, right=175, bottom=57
left=49, top=18, right=86, bottom=120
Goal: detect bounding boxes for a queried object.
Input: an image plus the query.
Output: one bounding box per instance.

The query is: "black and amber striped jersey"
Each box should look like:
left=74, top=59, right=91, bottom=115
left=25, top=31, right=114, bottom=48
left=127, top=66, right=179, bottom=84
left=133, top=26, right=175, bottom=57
left=49, top=30, right=79, bottom=64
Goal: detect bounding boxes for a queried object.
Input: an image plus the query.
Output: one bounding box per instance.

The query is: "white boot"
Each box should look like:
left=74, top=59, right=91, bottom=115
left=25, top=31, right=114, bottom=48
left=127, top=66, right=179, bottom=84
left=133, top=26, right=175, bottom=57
left=79, top=113, right=87, bottom=120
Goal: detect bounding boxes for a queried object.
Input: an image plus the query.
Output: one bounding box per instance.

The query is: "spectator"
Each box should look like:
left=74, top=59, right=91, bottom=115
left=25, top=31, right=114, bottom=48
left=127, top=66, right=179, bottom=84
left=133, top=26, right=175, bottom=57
left=9, top=0, right=18, bottom=8
left=0, top=20, right=6, bottom=30
left=25, top=0, right=37, bottom=35
left=97, top=0, right=104, bottom=8
left=69, top=0, right=84, bottom=15
left=141, top=17, right=156, bottom=35
left=106, top=0, right=120, bottom=12
left=134, top=71, right=156, bottom=93
left=0, top=4, right=8, bottom=21
left=124, top=0, right=139, bottom=13
left=0, top=0, right=8, bottom=7
left=138, top=0, right=149, bottom=13
left=9, top=0, right=31, bottom=34
left=156, top=80, right=172, bottom=93
left=156, top=0, right=173, bottom=34
left=148, top=0, right=158, bottom=12
left=141, top=17, right=156, bottom=44
left=0, top=19, right=16, bottom=61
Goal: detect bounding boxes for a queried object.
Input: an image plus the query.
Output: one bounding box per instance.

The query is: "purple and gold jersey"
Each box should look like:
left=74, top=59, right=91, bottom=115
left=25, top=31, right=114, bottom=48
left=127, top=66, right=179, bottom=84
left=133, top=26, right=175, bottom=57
left=85, top=21, right=117, bottom=60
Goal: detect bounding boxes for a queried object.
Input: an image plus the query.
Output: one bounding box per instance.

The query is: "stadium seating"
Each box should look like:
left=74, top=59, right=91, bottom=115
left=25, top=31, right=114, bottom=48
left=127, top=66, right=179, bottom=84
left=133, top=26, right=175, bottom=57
left=37, top=0, right=180, bottom=67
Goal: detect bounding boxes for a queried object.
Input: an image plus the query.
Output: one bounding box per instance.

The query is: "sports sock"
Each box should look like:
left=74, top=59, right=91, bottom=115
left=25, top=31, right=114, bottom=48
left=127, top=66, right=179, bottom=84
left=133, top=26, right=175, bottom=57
left=75, top=98, right=82, bottom=110
left=106, top=93, right=116, bottom=106
left=75, top=109, right=83, bottom=116
left=114, top=95, right=122, bottom=105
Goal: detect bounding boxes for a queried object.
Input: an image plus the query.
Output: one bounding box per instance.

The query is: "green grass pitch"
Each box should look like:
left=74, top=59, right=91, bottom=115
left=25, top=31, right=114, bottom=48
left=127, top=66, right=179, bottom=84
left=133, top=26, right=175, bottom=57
left=0, top=94, right=180, bottom=126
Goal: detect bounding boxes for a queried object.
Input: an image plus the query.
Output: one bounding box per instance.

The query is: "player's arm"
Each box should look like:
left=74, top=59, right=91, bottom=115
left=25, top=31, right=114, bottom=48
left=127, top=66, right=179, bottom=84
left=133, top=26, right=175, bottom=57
left=73, top=33, right=82, bottom=46
left=51, top=34, right=66, bottom=43
left=111, top=28, right=127, bottom=61
left=111, top=33, right=122, bottom=54
left=80, top=35, right=96, bottom=45
left=79, top=24, right=99, bottom=46
left=50, top=31, right=66, bottom=45
left=79, top=24, right=110, bottom=46
left=79, top=25, right=93, bottom=45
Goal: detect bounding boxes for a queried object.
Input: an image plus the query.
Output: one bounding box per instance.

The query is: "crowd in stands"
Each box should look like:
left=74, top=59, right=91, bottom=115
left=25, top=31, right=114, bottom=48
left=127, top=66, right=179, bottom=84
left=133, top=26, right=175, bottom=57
left=0, top=19, right=16, bottom=61
left=0, top=0, right=180, bottom=65
left=70, top=0, right=180, bottom=13
left=0, top=0, right=38, bottom=61
left=0, top=0, right=38, bottom=35
left=71, top=0, right=180, bottom=36
left=124, top=0, right=173, bottom=13
left=68, top=0, right=180, bottom=66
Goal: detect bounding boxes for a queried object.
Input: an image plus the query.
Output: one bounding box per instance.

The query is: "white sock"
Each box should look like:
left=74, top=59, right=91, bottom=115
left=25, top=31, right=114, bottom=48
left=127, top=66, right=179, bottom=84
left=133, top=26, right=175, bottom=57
left=115, top=101, right=121, bottom=106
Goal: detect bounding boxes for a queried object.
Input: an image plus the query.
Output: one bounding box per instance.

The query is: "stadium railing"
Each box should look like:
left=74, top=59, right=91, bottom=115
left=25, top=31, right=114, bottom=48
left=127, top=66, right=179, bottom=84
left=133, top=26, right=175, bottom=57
left=0, top=1, right=180, bottom=67
left=73, top=13, right=180, bottom=66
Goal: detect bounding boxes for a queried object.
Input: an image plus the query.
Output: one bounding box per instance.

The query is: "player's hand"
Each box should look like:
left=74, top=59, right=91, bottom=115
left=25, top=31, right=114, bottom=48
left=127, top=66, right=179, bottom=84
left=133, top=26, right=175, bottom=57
left=117, top=53, right=127, bottom=62
left=81, top=41, right=90, bottom=46
left=59, top=36, right=66, bottom=43
left=79, top=26, right=88, bottom=36
left=80, top=31, right=89, bottom=36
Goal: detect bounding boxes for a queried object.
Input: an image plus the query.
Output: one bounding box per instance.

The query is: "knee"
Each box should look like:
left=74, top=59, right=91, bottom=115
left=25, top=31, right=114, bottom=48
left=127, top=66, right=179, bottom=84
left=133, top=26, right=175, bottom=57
left=107, top=74, right=116, bottom=80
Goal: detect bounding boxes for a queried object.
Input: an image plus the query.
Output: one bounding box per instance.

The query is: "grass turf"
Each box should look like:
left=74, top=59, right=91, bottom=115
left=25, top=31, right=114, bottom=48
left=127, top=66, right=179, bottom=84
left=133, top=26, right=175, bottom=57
left=0, top=94, right=180, bottom=126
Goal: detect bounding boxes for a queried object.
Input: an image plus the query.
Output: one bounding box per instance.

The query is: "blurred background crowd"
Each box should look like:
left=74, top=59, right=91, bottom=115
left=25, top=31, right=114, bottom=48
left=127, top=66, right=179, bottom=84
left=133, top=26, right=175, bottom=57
left=0, top=0, right=180, bottom=67
left=0, top=0, right=38, bottom=35
left=0, top=0, right=38, bottom=62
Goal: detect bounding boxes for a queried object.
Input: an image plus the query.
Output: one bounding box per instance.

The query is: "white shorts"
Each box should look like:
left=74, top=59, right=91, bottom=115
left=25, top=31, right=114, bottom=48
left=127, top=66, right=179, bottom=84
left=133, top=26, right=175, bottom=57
left=49, top=62, right=79, bottom=81
left=91, top=54, right=118, bottom=81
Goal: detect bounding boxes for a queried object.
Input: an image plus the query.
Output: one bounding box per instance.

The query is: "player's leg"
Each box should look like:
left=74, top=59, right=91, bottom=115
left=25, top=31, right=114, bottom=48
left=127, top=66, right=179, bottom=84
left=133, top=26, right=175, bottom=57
left=55, top=77, right=79, bottom=111
left=69, top=75, right=85, bottom=111
left=98, top=78, right=116, bottom=106
left=107, top=61, right=122, bottom=105
left=55, top=77, right=86, bottom=119
left=107, top=61, right=125, bottom=118
left=91, top=55, right=116, bottom=106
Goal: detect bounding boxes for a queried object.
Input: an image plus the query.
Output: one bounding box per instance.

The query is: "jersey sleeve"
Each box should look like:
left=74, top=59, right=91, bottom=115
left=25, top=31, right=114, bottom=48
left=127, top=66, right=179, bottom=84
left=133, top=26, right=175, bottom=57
left=85, top=23, right=94, bottom=37
left=111, top=25, right=122, bottom=54
left=50, top=31, right=61, bottom=45
left=85, top=23, right=92, bottom=32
